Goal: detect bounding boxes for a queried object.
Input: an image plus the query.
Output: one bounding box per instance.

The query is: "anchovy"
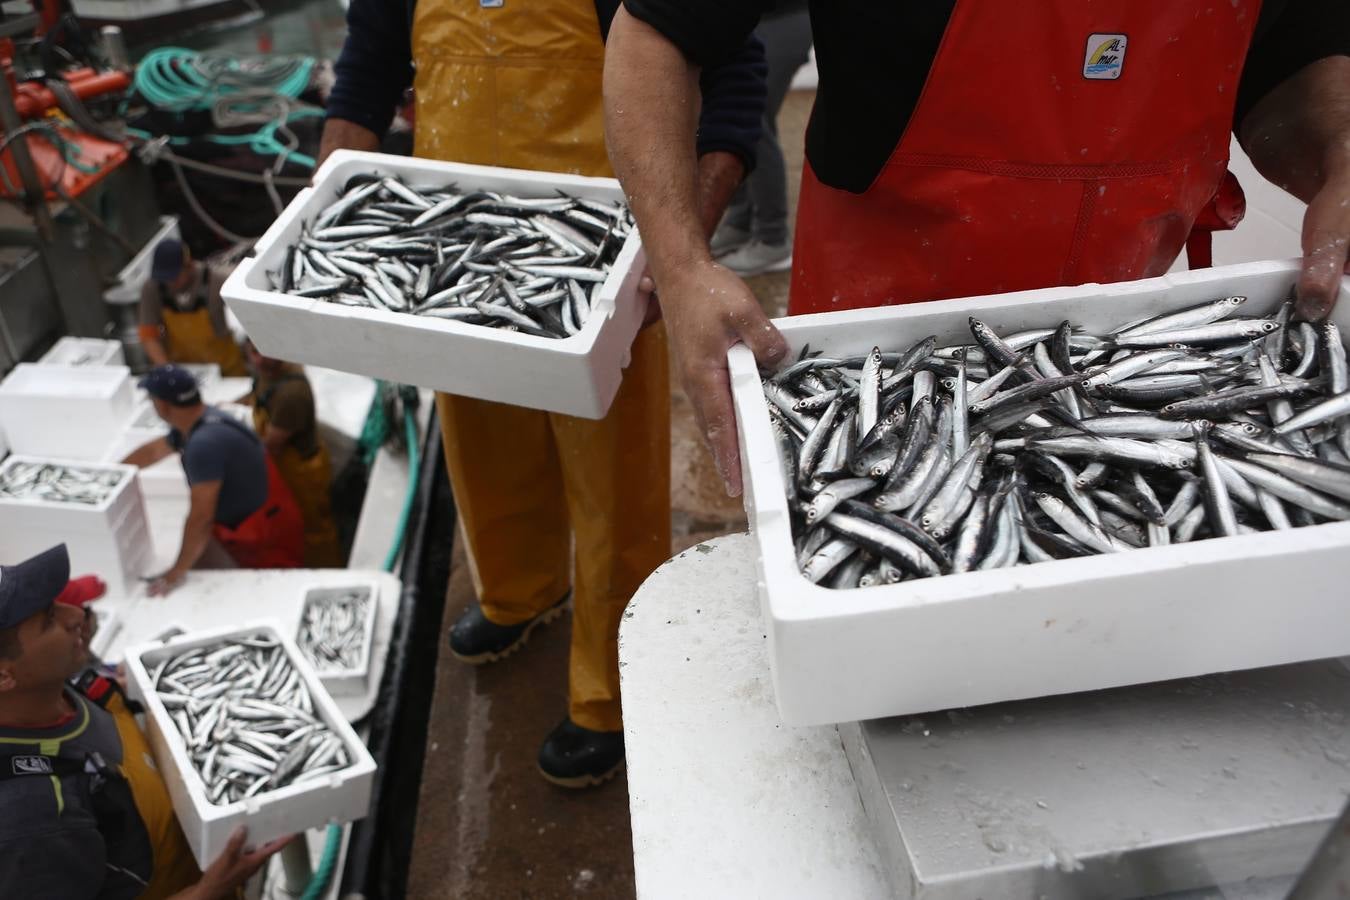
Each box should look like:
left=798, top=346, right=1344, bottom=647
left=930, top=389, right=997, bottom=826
left=765, top=292, right=1350, bottom=590
left=0, top=462, right=124, bottom=505
left=297, top=588, right=373, bottom=672
left=275, top=178, right=634, bottom=339
left=150, top=633, right=352, bottom=805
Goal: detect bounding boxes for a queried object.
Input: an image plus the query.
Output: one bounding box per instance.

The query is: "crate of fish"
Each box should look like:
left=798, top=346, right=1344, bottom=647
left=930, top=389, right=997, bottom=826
left=730, top=259, right=1350, bottom=726
left=296, top=583, right=378, bottom=696
left=0, top=456, right=151, bottom=588
left=0, top=363, right=135, bottom=460
left=221, top=150, right=647, bottom=419
left=124, top=620, right=377, bottom=869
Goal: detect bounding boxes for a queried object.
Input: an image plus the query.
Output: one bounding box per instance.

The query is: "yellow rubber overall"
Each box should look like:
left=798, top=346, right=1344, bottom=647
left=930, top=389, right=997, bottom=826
left=412, top=0, right=671, bottom=732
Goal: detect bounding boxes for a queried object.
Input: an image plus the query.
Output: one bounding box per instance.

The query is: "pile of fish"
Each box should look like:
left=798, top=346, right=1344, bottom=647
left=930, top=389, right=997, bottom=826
left=297, top=588, right=371, bottom=672
left=766, top=294, right=1350, bottom=589
left=0, top=462, right=124, bottom=505
left=150, top=633, right=351, bottom=805
left=272, top=174, right=633, bottom=339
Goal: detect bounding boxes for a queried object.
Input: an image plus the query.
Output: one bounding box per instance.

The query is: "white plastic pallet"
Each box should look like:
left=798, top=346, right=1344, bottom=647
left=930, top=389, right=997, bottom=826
left=221, top=150, right=647, bottom=419
left=123, top=620, right=377, bottom=869
left=729, top=259, right=1350, bottom=726
left=0, top=455, right=151, bottom=589
left=0, top=364, right=134, bottom=461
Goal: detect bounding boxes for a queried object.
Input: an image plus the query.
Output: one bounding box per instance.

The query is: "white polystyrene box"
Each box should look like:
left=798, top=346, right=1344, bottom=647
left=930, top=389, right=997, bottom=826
left=104, top=215, right=180, bottom=305
left=729, top=259, right=1350, bottom=726
left=221, top=150, right=647, bottom=420
left=123, top=620, right=377, bottom=869
left=37, top=337, right=125, bottom=367
left=0, top=456, right=151, bottom=588
left=296, top=582, right=379, bottom=697
left=0, top=364, right=134, bottom=461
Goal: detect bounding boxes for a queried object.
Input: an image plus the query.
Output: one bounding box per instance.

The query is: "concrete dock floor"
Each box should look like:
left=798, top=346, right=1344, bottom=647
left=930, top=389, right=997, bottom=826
left=405, top=90, right=812, bottom=899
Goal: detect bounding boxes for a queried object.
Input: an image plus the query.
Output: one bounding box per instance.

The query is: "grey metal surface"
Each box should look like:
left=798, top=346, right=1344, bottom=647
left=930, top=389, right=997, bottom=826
left=842, top=658, right=1350, bottom=899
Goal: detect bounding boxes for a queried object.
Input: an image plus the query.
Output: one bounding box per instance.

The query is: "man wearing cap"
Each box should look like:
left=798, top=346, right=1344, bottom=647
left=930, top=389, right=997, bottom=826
left=123, top=365, right=305, bottom=594
left=0, top=544, right=291, bottom=898
left=139, top=240, right=247, bottom=378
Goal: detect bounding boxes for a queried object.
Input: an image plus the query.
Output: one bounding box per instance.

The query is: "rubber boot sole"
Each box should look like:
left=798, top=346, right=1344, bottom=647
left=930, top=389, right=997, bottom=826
left=448, top=599, right=568, bottom=665
left=538, top=757, right=625, bottom=789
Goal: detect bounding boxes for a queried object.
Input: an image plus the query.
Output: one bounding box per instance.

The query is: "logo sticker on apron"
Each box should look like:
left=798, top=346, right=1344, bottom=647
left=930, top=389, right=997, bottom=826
left=479, top=0, right=503, bottom=6
left=1083, top=33, right=1127, bottom=79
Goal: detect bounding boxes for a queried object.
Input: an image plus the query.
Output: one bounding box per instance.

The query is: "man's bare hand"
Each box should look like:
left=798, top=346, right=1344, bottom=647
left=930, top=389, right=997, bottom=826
left=662, top=260, right=789, bottom=496
left=171, top=827, right=294, bottom=900
left=1296, top=143, right=1350, bottom=321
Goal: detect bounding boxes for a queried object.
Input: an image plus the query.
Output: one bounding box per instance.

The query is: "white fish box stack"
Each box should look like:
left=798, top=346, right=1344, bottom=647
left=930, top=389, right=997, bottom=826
left=295, top=583, right=379, bottom=697
left=37, top=337, right=125, bottom=367
left=124, top=621, right=377, bottom=869
left=0, top=456, right=151, bottom=589
left=222, top=150, right=647, bottom=419
left=730, top=259, right=1350, bottom=726
left=0, top=363, right=135, bottom=461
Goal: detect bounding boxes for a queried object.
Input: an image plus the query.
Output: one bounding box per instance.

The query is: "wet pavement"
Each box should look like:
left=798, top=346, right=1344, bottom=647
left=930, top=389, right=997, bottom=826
left=406, top=89, right=812, bottom=899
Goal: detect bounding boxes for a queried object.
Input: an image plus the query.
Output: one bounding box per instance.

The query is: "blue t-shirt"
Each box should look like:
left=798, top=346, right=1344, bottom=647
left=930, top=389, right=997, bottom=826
left=168, top=409, right=268, bottom=528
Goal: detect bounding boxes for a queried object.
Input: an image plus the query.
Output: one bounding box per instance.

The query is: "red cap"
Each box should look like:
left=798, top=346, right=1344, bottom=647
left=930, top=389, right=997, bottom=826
left=56, top=575, right=107, bottom=608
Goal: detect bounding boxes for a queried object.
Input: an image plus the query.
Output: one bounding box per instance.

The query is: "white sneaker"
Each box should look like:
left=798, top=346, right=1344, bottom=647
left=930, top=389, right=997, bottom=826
left=717, top=239, right=793, bottom=277
left=710, top=222, right=751, bottom=257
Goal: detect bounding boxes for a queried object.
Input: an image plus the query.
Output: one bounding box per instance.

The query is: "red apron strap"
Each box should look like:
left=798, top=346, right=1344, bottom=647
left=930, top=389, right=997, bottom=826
left=789, top=0, right=1262, bottom=315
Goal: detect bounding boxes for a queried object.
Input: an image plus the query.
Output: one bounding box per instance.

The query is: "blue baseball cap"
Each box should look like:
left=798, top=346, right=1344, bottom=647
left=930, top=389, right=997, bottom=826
left=151, top=239, right=186, bottom=284
left=0, top=545, right=69, bottom=630
left=139, top=364, right=201, bottom=407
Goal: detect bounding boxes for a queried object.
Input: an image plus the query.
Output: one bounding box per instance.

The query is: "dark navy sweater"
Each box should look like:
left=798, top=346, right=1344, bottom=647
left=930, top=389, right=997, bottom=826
left=326, top=0, right=767, bottom=170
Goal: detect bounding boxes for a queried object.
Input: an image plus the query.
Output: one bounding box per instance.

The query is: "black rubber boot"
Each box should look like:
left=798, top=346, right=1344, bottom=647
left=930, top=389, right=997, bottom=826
left=446, top=592, right=569, bottom=665
left=538, top=717, right=625, bottom=788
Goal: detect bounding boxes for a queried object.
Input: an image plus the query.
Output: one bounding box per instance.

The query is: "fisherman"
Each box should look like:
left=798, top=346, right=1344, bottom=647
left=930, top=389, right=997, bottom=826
left=604, top=1, right=1350, bottom=496
left=139, top=239, right=248, bottom=378
left=0, top=544, right=291, bottom=898
left=321, top=0, right=766, bottom=785
left=123, top=365, right=304, bottom=593
left=243, top=340, right=342, bottom=568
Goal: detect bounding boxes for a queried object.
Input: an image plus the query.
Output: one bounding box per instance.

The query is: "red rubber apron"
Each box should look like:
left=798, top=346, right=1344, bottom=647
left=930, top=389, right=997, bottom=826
left=789, top=0, right=1261, bottom=314
left=204, top=416, right=305, bottom=569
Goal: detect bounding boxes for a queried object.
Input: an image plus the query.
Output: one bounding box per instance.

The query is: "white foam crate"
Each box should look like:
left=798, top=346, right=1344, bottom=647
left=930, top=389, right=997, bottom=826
left=37, top=337, right=125, bottom=367
left=296, top=582, right=378, bottom=697
left=0, top=455, right=151, bottom=589
left=730, top=259, right=1350, bottom=726
left=221, top=150, right=647, bottom=419
left=124, top=620, right=377, bottom=869
left=0, top=364, right=134, bottom=460
left=105, top=215, right=180, bottom=305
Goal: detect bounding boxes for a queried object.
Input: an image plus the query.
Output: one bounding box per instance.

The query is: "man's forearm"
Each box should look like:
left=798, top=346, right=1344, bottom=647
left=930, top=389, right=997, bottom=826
left=604, top=8, right=711, bottom=290
left=142, top=334, right=169, bottom=367
left=318, top=118, right=382, bottom=169
left=696, top=151, right=746, bottom=238
left=171, top=513, right=214, bottom=576
left=1240, top=56, right=1350, bottom=203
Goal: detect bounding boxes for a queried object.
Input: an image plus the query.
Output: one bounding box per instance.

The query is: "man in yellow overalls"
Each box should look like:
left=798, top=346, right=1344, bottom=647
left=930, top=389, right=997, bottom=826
left=138, top=239, right=248, bottom=378
left=0, top=544, right=290, bottom=897
left=322, top=0, right=765, bottom=785
left=244, top=340, right=343, bottom=568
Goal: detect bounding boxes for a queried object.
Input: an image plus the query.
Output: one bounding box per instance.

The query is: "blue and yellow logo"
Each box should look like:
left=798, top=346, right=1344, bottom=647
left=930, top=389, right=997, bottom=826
left=1083, top=33, right=1127, bottom=80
